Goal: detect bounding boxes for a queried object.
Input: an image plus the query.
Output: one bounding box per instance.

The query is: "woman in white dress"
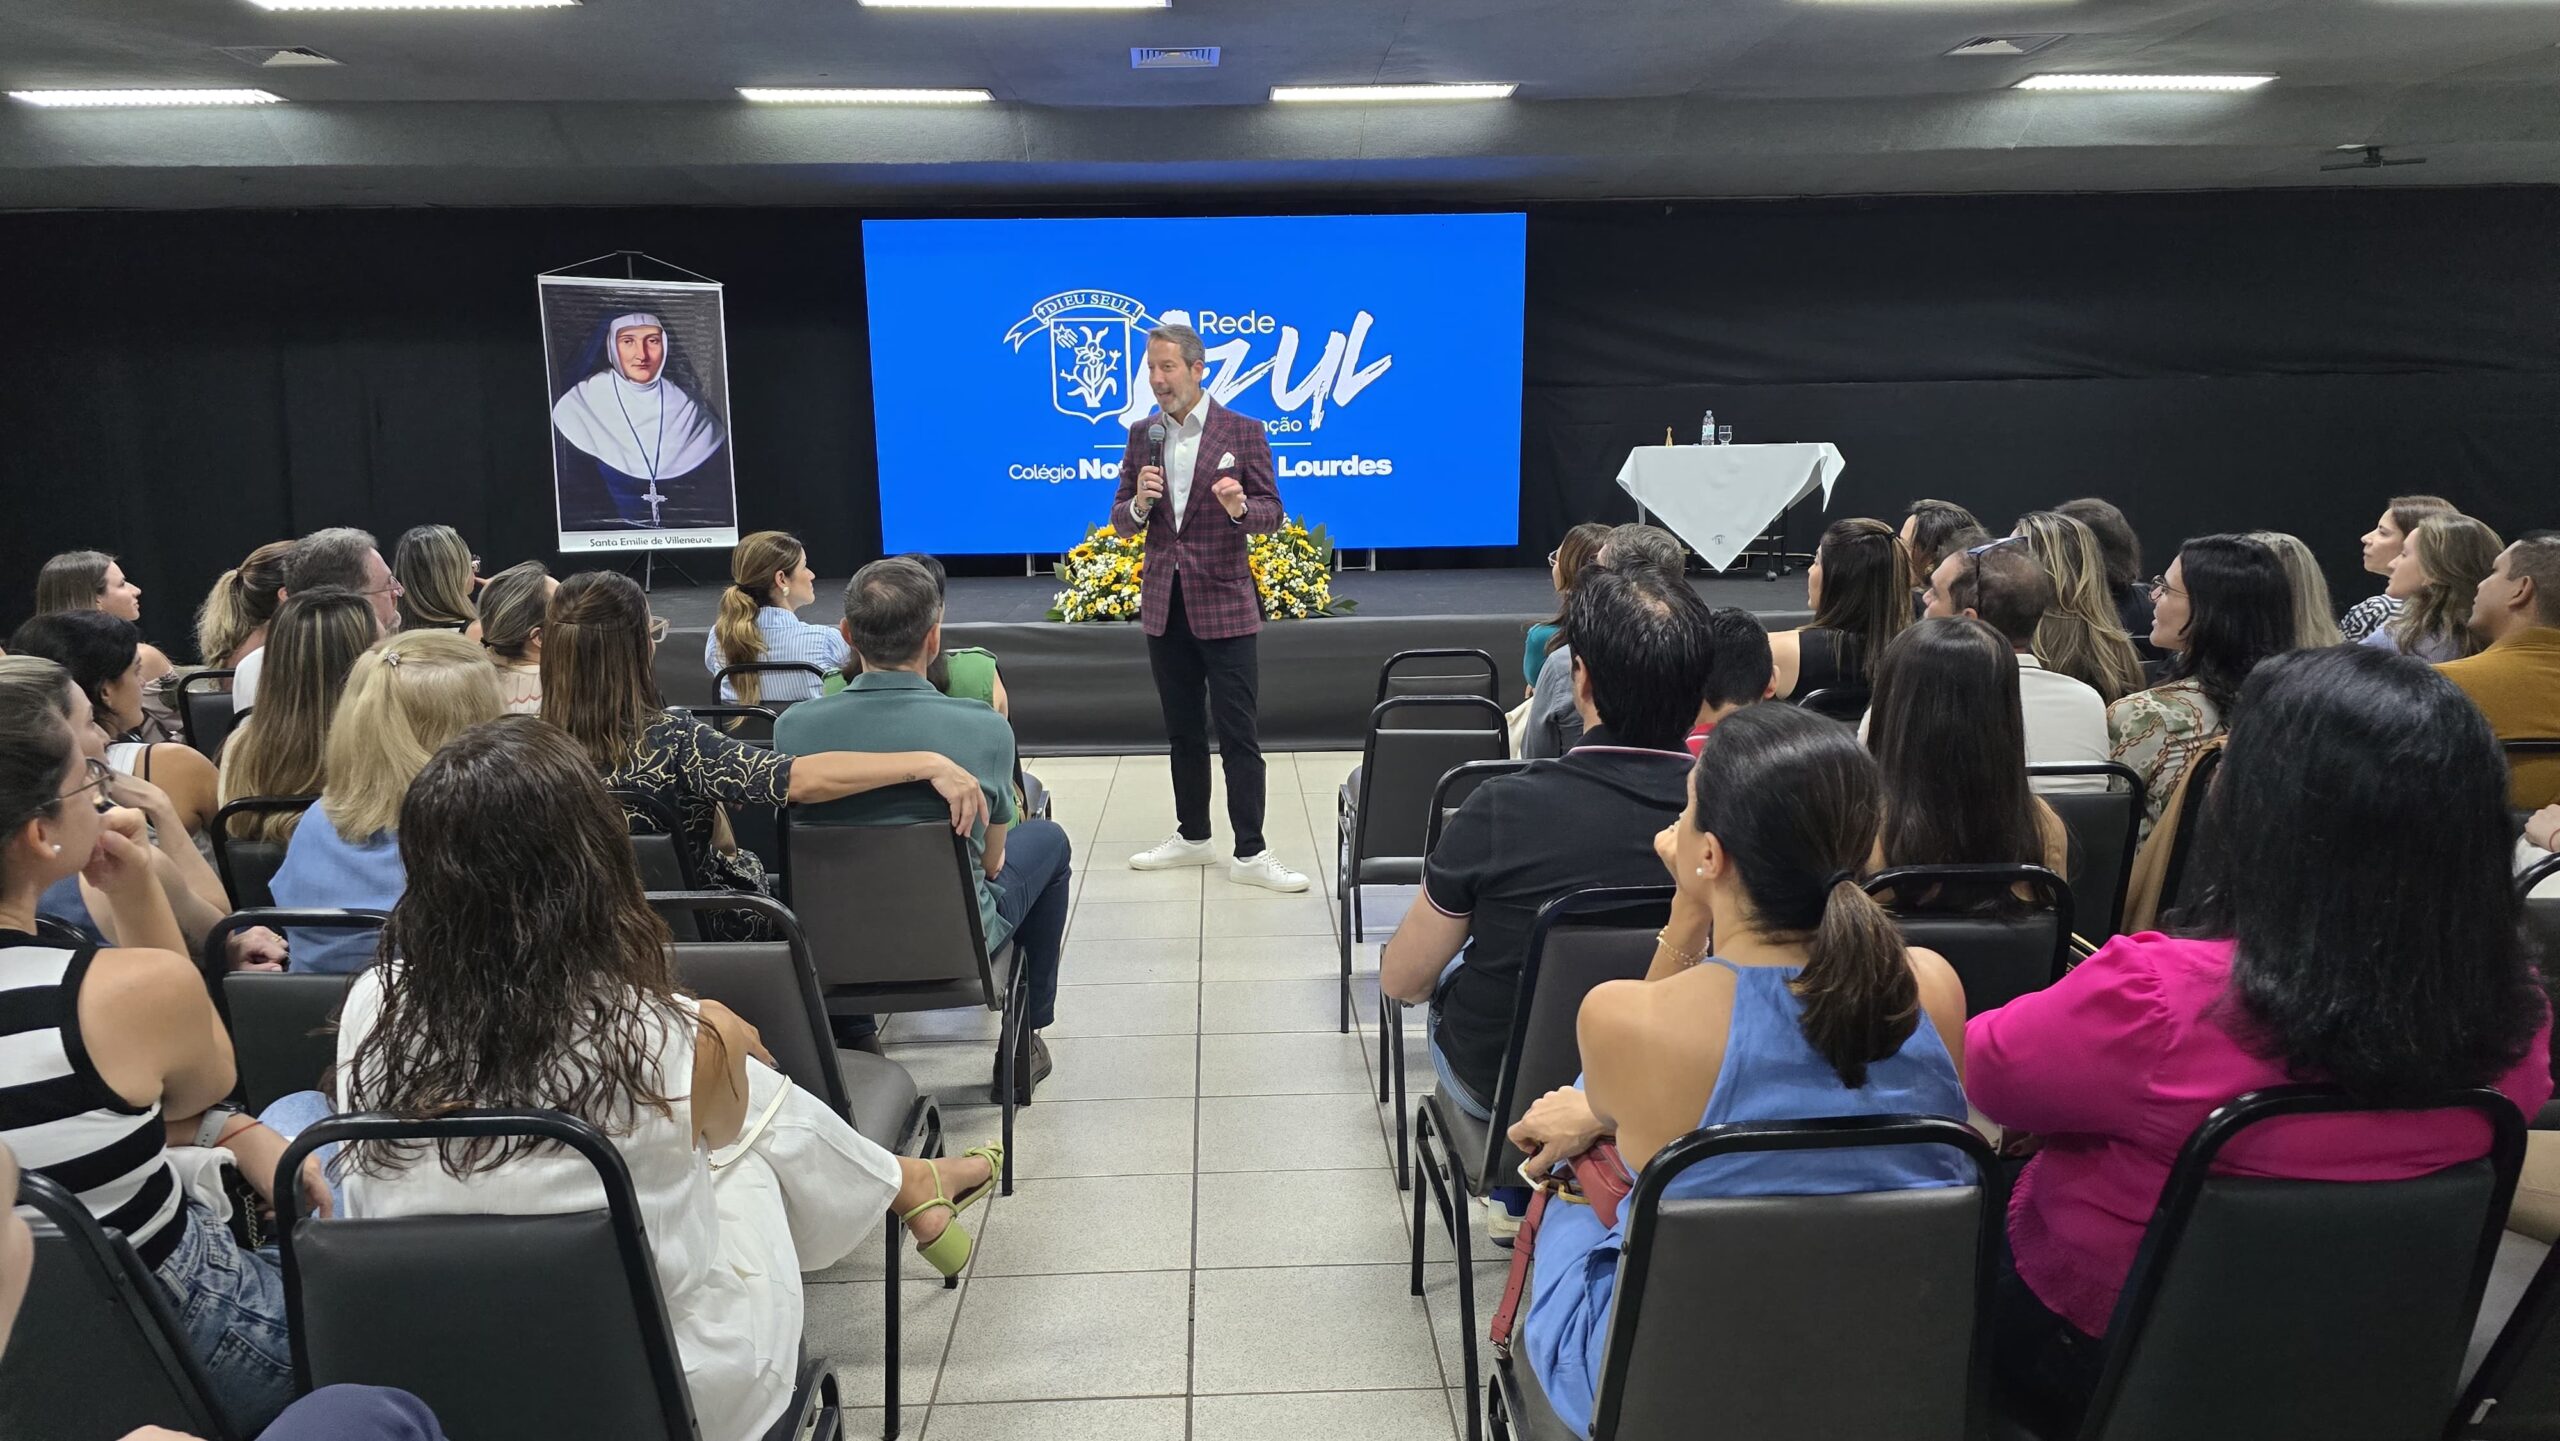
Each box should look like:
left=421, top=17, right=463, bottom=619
left=329, top=716, right=998, bottom=1441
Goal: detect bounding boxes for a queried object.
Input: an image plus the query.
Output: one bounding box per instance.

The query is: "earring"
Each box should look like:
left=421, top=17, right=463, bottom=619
left=49, top=844, right=62, bottom=856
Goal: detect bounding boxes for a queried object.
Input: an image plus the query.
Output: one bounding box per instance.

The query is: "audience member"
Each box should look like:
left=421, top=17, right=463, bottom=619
left=2245, top=530, right=2345, bottom=649
left=1525, top=522, right=1611, bottom=697
left=218, top=587, right=378, bottom=843
left=1930, top=537, right=2111, bottom=784
left=2438, top=533, right=2560, bottom=809
left=2013, top=510, right=2147, bottom=704
left=329, top=717, right=1000, bottom=1441
left=2368, top=512, right=2501, bottom=663
left=542, top=571, right=985, bottom=927
left=2108, top=534, right=2293, bottom=837
left=898, top=552, right=1011, bottom=715
left=193, top=539, right=291, bottom=670
left=1384, top=565, right=1714, bottom=1128
left=1968, top=645, right=2552, bottom=1422
left=34, top=549, right=178, bottom=737
left=391, top=523, right=478, bottom=633
left=232, top=528, right=399, bottom=708
left=1900, top=498, right=1984, bottom=578
left=1866, top=617, right=2071, bottom=887
left=2055, top=498, right=2157, bottom=658
left=7, top=611, right=219, bottom=835
left=0, top=696, right=327, bottom=1435
left=1683, top=605, right=1775, bottom=755
left=2340, top=494, right=2455, bottom=642
left=708, top=530, right=847, bottom=706
left=1524, top=523, right=1689, bottom=758
left=1507, top=703, right=1970, bottom=1435
left=1768, top=517, right=1911, bottom=705
left=269, top=631, right=502, bottom=973
left=775, top=557, right=1071, bottom=1101
left=473, top=560, right=555, bottom=715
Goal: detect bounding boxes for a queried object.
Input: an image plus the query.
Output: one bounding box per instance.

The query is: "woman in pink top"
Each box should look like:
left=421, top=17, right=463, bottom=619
left=1968, top=644, right=2554, bottom=1420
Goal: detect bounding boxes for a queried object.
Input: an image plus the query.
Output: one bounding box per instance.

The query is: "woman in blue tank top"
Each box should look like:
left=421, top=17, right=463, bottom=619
left=1509, top=704, right=1974, bottom=1435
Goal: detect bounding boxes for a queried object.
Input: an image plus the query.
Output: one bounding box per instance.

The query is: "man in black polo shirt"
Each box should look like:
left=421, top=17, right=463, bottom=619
left=1381, top=564, right=1717, bottom=1128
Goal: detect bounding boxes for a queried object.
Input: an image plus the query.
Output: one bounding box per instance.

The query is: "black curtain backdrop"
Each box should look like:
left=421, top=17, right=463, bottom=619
left=3, top=189, right=2556, bottom=655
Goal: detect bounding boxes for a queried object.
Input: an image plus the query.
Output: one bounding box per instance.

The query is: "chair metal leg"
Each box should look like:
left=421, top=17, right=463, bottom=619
left=1391, top=1003, right=1410, bottom=1191
left=1410, top=1108, right=1437, bottom=1297
left=1338, top=880, right=1355, bottom=1034
left=882, top=1226, right=902, bottom=1437
left=1377, top=997, right=1393, bottom=1103
left=1452, top=1193, right=1482, bottom=1441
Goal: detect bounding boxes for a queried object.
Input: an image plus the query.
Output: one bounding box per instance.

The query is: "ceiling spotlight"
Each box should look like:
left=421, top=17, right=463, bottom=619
left=2015, top=73, right=2274, bottom=92
left=1271, top=83, right=1517, bottom=103
left=860, top=0, right=1166, bottom=8
left=738, top=87, right=994, bottom=104
left=7, top=88, right=285, bottom=107
left=247, top=0, right=577, bottom=8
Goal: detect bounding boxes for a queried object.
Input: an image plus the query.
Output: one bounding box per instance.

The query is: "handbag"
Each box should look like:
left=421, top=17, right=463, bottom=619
left=1488, top=1141, right=1635, bottom=1360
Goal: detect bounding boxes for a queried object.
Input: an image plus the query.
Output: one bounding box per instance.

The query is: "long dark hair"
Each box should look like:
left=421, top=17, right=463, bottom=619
left=1902, top=499, right=1982, bottom=570
left=1866, top=618, right=2043, bottom=879
left=344, top=716, right=690, bottom=1178
left=2176, top=647, right=2543, bottom=1103
left=1538, top=522, right=1612, bottom=651
left=1690, top=704, right=1917, bottom=1088
left=6, top=611, right=139, bottom=735
left=31, top=551, right=112, bottom=617
left=541, top=571, right=660, bottom=772
left=2164, top=534, right=2296, bottom=715
left=1810, top=517, right=1913, bottom=688
left=2056, top=498, right=2144, bottom=591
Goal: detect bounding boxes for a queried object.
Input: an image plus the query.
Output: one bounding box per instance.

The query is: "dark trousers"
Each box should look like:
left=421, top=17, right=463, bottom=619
left=1146, top=574, right=1266, bottom=857
left=261, top=1385, right=447, bottom=1441
left=1990, top=1231, right=2109, bottom=1431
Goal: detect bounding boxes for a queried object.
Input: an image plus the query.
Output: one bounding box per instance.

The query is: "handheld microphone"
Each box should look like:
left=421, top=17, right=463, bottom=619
left=1146, top=421, right=1166, bottom=473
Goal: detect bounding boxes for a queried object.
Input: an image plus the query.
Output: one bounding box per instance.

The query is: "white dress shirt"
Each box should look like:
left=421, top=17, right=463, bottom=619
left=1159, top=397, right=1209, bottom=530
left=2018, top=652, right=2113, bottom=792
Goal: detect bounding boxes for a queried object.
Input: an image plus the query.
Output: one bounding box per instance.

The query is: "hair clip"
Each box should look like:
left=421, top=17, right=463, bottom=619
left=380, top=651, right=403, bottom=667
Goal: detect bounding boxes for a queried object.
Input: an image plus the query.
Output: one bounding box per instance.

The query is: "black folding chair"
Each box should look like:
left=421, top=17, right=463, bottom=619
left=1375, top=648, right=1501, bottom=723
left=2457, top=1228, right=2560, bottom=1439
left=1337, top=693, right=1510, bottom=1032
left=278, top=1109, right=840, bottom=1441
left=201, top=907, right=385, bottom=1112
left=1412, top=885, right=1672, bottom=1441
left=1865, top=864, right=2075, bottom=1017
left=670, top=705, right=786, bottom=878
left=678, top=702, right=783, bottom=747
left=177, top=669, right=238, bottom=762
left=1491, top=1116, right=2003, bottom=1441
left=0, top=1171, right=236, bottom=1441
left=613, top=788, right=708, bottom=941
left=210, top=794, right=317, bottom=909
left=2152, top=745, right=2225, bottom=919
left=1796, top=686, right=1869, bottom=724
left=2028, top=762, right=2145, bottom=941
left=715, top=661, right=830, bottom=711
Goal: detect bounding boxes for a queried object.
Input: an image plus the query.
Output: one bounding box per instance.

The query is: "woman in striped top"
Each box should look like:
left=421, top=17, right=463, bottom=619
left=0, top=690, right=324, bottom=1436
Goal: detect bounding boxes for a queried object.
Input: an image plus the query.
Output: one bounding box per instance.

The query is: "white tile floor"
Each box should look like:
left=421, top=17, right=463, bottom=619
left=811, top=750, right=1502, bottom=1440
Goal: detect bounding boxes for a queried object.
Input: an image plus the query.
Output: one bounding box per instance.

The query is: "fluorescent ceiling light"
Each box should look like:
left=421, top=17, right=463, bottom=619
left=2015, top=73, right=2274, bottom=92
left=248, top=0, right=576, bottom=7
left=8, top=88, right=284, bottom=107
left=861, top=0, right=1165, bottom=8
left=1271, top=83, right=1517, bottom=103
left=738, top=87, right=993, bottom=104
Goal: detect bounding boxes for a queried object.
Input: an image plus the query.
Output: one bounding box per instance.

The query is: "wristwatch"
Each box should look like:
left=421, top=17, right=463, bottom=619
left=193, top=1103, right=244, bottom=1149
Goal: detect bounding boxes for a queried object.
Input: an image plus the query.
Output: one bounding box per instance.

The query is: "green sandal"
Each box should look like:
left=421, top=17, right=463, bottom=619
left=902, top=1144, right=1004, bottom=1278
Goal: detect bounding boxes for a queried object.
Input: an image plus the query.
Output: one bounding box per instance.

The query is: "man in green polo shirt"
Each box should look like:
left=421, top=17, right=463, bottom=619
left=774, top=556, right=1072, bottom=1104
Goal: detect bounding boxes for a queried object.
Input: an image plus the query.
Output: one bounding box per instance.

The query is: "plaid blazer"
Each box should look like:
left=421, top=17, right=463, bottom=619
left=1108, top=400, right=1283, bottom=639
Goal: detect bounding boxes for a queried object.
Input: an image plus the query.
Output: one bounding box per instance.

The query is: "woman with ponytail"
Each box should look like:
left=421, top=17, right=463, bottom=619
left=193, top=540, right=291, bottom=669
left=1506, top=703, right=1972, bottom=1436
left=704, top=531, right=847, bottom=706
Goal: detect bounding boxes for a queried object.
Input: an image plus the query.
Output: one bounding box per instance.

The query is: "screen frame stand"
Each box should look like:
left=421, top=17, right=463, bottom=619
left=619, top=551, right=701, bottom=594
left=1336, top=549, right=1379, bottom=574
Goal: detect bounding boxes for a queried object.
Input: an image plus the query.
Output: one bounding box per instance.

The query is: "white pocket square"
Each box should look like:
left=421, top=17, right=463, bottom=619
left=1218, top=452, right=1236, bottom=469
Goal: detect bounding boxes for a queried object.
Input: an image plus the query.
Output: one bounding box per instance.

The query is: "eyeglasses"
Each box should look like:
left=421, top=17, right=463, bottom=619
left=361, top=580, right=405, bottom=599
left=1546, top=549, right=1560, bottom=566
left=1966, top=537, right=2024, bottom=559
left=2145, top=575, right=2186, bottom=600
left=647, top=615, right=671, bottom=645
left=16, top=757, right=113, bottom=831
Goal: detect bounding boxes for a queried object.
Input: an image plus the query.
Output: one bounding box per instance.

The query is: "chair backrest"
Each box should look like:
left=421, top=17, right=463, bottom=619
left=1481, top=886, right=1675, bottom=1181
left=210, top=794, right=317, bottom=908
left=2081, top=1085, right=2525, bottom=1441
left=0, top=1171, right=236, bottom=1441
left=676, top=703, right=781, bottom=748
left=780, top=815, right=998, bottom=1002
left=2028, top=762, right=2145, bottom=940
left=1349, top=695, right=1510, bottom=867
left=1375, top=648, right=1499, bottom=726
left=278, top=1110, right=698, bottom=1441
left=714, top=661, right=828, bottom=711
left=1424, top=759, right=1532, bottom=855
left=2153, top=744, right=2225, bottom=918
left=651, top=890, right=851, bottom=1120
left=177, top=670, right=238, bottom=762
left=1796, top=687, right=1869, bottom=724
left=201, top=908, right=383, bottom=1112
left=1594, top=1117, right=2002, bottom=1441
left=2506, top=739, right=2560, bottom=811
left=612, top=788, right=704, bottom=940
left=1865, top=865, right=2074, bottom=1018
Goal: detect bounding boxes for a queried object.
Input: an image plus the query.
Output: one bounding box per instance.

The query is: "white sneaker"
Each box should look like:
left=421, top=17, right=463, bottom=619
left=1129, top=833, right=1219, bottom=870
left=1229, top=851, right=1311, bottom=893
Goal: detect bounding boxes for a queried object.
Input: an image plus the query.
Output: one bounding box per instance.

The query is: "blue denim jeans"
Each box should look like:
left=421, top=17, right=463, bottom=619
left=1426, top=953, right=1493, bottom=1122
left=153, top=1200, right=297, bottom=1435
left=989, top=816, right=1072, bottom=1031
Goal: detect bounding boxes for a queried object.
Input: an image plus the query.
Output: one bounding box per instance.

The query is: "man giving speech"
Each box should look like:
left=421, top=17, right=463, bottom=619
left=1110, top=322, right=1307, bottom=892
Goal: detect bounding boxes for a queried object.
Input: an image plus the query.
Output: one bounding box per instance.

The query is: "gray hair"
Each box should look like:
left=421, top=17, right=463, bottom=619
left=1599, top=523, right=1687, bottom=577
left=842, top=556, right=943, bottom=669
left=284, top=526, right=379, bottom=594
left=1146, top=323, right=1206, bottom=370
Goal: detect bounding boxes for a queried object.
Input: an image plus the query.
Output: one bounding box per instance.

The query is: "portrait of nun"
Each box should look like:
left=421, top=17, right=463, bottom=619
left=551, top=310, right=732, bottom=531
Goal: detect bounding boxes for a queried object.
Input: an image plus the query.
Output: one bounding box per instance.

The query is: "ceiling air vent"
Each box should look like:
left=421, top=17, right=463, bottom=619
left=1131, top=46, right=1219, bottom=70
left=1945, top=35, right=2066, bottom=58
left=217, top=45, right=342, bottom=67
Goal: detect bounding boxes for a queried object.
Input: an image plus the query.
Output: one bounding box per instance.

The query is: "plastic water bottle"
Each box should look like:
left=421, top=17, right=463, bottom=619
left=1700, top=410, right=1716, bottom=445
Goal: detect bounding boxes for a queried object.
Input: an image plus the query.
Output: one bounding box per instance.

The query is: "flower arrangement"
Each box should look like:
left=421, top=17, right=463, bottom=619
left=1048, top=515, right=1357, bottom=622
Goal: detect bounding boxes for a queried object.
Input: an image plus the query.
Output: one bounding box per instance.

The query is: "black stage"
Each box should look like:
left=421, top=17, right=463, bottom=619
left=652, top=569, right=1812, bottom=753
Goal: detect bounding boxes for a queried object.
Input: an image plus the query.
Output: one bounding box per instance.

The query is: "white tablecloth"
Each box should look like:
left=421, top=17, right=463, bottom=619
left=1613, top=442, right=1846, bottom=572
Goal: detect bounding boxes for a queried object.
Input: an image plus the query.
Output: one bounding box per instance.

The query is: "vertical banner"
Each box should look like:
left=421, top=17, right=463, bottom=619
left=538, top=274, right=741, bottom=554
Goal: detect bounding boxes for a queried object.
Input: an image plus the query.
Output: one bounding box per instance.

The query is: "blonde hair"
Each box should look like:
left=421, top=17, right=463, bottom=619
left=2393, top=514, right=2502, bottom=661
left=195, top=540, right=291, bottom=666
left=393, top=525, right=478, bottom=632
left=220, top=587, right=379, bottom=843
left=2013, top=510, right=2147, bottom=703
left=476, top=561, right=552, bottom=663
left=2245, top=531, right=2344, bottom=649
left=322, top=631, right=504, bottom=839
left=712, top=531, right=805, bottom=707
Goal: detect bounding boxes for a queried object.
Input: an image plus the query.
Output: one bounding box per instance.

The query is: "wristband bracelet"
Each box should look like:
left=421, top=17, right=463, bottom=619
left=1655, top=928, right=1710, bottom=970
left=193, top=1104, right=244, bottom=1149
